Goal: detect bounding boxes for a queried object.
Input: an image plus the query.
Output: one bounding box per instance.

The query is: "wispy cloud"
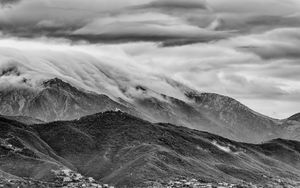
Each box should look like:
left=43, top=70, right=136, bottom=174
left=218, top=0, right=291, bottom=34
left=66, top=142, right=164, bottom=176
left=0, top=0, right=300, bottom=118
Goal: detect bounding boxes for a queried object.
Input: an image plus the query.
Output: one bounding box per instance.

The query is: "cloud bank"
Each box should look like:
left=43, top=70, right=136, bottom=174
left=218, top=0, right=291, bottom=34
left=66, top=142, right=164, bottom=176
left=0, top=0, right=300, bottom=118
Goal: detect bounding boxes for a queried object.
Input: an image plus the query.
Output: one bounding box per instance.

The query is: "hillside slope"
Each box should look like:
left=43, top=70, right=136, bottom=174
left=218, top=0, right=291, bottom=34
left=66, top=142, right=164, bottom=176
left=0, top=112, right=299, bottom=187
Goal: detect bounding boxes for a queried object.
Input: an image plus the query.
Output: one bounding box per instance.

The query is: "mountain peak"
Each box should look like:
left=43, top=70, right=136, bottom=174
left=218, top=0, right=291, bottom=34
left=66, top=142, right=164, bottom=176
left=42, top=78, right=72, bottom=88
left=42, top=78, right=81, bottom=94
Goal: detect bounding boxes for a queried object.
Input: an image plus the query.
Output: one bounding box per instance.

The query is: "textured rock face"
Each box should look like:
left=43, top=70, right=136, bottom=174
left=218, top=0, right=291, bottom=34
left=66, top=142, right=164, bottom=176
left=0, top=112, right=300, bottom=187
left=0, top=78, right=138, bottom=122
left=0, top=78, right=299, bottom=143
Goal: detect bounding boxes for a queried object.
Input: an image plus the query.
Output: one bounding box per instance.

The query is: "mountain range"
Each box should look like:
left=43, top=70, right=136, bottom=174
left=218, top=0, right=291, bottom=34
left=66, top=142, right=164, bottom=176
left=0, top=111, right=299, bottom=187
left=0, top=77, right=299, bottom=143
left=0, top=77, right=300, bottom=187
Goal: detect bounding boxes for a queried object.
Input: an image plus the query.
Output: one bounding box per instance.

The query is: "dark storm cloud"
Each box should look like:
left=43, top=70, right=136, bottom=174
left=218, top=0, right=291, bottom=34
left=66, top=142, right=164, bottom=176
left=56, top=33, right=230, bottom=45
left=139, top=0, right=208, bottom=10
left=234, top=28, right=300, bottom=60
left=0, top=0, right=226, bottom=45
left=239, top=45, right=300, bottom=60
left=0, top=23, right=231, bottom=45
left=70, top=14, right=232, bottom=44
left=0, top=0, right=300, bottom=45
left=216, top=15, right=300, bottom=35
left=0, top=0, right=21, bottom=6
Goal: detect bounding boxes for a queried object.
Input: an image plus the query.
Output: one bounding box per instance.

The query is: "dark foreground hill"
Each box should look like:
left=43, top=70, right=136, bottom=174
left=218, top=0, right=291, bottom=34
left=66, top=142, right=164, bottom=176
left=0, top=111, right=300, bottom=187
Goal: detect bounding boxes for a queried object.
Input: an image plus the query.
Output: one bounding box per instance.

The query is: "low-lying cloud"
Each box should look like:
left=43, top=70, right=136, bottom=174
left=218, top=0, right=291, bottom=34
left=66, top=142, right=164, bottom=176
left=0, top=0, right=300, bottom=118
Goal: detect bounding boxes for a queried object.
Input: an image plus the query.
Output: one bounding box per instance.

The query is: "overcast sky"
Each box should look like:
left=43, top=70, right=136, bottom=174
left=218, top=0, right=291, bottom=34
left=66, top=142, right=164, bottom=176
left=0, top=0, right=300, bottom=118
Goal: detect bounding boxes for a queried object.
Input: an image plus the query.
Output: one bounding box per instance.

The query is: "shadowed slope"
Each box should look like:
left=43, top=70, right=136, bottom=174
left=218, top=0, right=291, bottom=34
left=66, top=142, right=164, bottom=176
left=30, top=111, right=300, bottom=187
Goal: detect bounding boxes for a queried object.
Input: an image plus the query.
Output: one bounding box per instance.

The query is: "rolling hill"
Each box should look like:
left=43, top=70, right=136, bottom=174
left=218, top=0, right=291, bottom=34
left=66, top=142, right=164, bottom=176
left=0, top=111, right=299, bottom=187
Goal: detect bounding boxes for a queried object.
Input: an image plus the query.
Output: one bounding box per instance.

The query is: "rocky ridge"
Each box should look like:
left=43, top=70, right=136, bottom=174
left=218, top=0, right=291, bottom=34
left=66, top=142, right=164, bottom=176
left=1, top=78, right=300, bottom=143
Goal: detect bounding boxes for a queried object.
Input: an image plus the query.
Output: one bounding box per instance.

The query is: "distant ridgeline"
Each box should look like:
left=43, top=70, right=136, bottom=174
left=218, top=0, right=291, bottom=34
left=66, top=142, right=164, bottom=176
left=0, top=78, right=299, bottom=143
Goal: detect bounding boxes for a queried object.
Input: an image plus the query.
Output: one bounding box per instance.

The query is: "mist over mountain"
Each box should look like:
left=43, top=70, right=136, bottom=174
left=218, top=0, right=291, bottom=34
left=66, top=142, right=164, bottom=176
left=0, top=77, right=299, bottom=144
left=0, top=77, right=141, bottom=122
left=1, top=0, right=300, bottom=187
